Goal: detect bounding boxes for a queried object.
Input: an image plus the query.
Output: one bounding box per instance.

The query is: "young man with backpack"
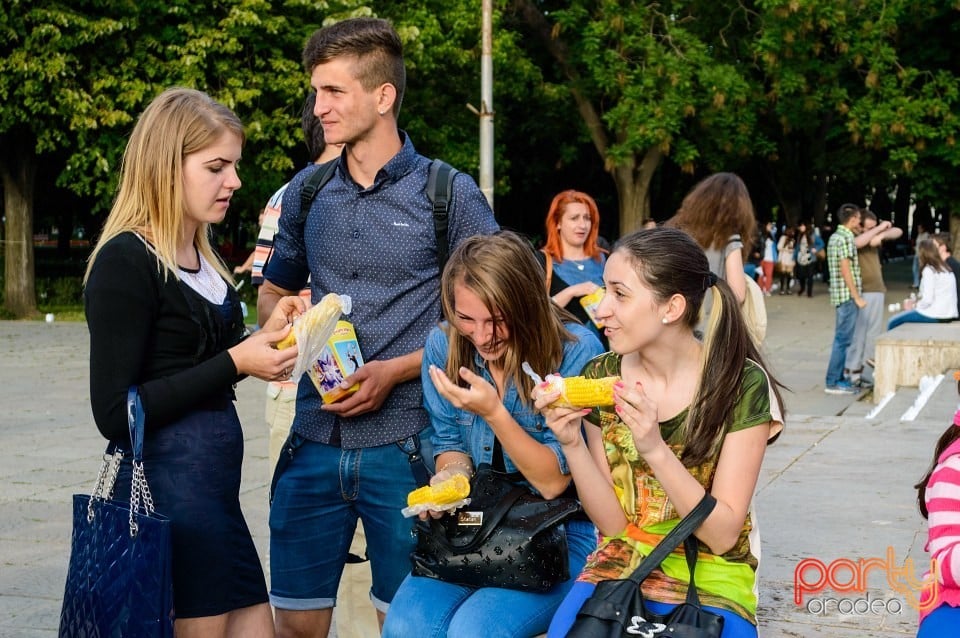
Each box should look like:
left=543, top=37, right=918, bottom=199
left=257, top=18, right=497, bottom=638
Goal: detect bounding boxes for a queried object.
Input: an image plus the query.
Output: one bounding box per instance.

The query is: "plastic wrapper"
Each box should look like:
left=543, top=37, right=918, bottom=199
left=401, top=472, right=472, bottom=518
left=276, top=293, right=352, bottom=382
left=579, top=287, right=606, bottom=328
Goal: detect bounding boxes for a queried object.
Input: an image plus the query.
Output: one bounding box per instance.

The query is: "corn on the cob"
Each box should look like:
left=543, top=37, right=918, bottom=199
left=406, top=473, right=471, bottom=508
left=276, top=293, right=344, bottom=350
left=547, top=375, right=619, bottom=408
left=275, top=330, right=297, bottom=350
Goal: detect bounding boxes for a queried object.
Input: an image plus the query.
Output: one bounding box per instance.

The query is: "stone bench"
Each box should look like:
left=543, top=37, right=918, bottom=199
left=873, top=322, right=960, bottom=402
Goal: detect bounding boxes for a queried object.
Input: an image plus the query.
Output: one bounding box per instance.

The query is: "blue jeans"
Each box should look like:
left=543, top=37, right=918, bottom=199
left=887, top=309, right=942, bottom=331
left=548, top=581, right=758, bottom=638
left=381, top=519, right=596, bottom=638
left=269, top=432, right=433, bottom=612
left=825, top=300, right=858, bottom=386
left=918, top=603, right=960, bottom=637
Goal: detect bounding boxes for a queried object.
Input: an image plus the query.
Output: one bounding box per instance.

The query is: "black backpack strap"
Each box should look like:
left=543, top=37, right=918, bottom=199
left=297, top=158, right=339, bottom=226
left=299, top=157, right=455, bottom=272
left=427, top=159, right=457, bottom=272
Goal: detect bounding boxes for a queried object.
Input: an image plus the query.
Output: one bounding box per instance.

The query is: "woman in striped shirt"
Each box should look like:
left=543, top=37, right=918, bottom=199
left=915, top=393, right=960, bottom=636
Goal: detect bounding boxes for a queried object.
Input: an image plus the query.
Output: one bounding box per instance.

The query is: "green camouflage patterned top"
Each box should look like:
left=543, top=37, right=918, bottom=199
left=578, top=352, right=783, bottom=623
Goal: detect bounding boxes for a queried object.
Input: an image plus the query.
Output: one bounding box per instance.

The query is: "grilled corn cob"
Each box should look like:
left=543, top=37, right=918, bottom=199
left=275, top=293, right=344, bottom=350
left=406, top=473, right=471, bottom=508
left=545, top=375, right=619, bottom=408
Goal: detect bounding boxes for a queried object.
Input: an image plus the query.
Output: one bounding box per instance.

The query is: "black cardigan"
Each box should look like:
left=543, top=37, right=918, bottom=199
left=85, top=233, right=244, bottom=442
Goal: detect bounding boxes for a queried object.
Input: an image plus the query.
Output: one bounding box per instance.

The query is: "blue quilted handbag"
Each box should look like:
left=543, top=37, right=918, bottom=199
left=59, top=388, right=174, bottom=637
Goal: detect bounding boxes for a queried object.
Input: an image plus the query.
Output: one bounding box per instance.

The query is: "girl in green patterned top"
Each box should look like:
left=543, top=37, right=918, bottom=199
left=542, top=227, right=785, bottom=637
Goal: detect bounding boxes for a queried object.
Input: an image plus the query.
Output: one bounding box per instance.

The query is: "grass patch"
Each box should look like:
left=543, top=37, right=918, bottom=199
left=39, top=305, right=86, bottom=322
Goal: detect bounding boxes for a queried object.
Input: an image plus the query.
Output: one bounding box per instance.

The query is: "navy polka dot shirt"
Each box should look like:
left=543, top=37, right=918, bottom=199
left=265, top=133, right=498, bottom=448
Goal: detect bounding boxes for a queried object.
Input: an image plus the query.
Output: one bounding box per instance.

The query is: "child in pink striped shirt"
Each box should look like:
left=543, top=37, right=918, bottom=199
left=915, top=396, right=960, bottom=636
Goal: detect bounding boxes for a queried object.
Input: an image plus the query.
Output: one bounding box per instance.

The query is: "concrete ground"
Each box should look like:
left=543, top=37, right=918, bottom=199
left=0, top=258, right=947, bottom=637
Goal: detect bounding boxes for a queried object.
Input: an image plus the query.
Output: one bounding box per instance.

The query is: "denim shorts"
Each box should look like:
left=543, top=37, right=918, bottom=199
left=269, top=432, right=432, bottom=612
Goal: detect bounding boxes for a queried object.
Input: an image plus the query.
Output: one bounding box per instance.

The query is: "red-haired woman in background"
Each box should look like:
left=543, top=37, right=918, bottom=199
left=536, top=190, right=609, bottom=347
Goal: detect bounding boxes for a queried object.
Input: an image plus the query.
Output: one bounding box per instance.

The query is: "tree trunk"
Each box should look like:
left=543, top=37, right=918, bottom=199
left=781, top=195, right=802, bottom=229
left=811, top=172, right=828, bottom=228
left=869, top=186, right=893, bottom=220
left=949, top=212, right=960, bottom=257
left=893, top=177, right=911, bottom=232
left=1, top=130, right=39, bottom=318
left=613, top=147, right=661, bottom=238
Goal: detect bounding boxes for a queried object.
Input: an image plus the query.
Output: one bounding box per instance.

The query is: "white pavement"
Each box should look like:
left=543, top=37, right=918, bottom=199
left=0, top=259, right=947, bottom=637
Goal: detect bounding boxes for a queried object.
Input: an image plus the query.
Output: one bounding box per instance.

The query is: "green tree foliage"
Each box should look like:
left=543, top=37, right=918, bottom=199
left=3, top=1, right=960, bottom=318
left=508, top=0, right=770, bottom=235
left=753, top=0, right=950, bottom=226
left=0, top=0, right=351, bottom=317
left=506, top=1, right=960, bottom=235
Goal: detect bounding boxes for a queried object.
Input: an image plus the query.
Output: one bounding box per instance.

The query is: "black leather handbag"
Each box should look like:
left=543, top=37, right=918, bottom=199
left=59, top=388, right=174, bottom=638
left=410, top=464, right=581, bottom=592
left=566, top=493, right=725, bottom=638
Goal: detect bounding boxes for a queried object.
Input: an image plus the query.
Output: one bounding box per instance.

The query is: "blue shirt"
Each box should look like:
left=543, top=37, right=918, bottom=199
left=553, top=255, right=606, bottom=341
left=552, top=256, right=605, bottom=291
left=422, top=323, right=603, bottom=479
left=264, top=133, right=498, bottom=447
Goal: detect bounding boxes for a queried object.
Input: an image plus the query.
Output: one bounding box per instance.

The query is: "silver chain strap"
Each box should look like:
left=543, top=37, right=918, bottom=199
left=128, top=459, right=157, bottom=537
left=103, top=450, right=122, bottom=499
left=86, top=450, right=123, bottom=523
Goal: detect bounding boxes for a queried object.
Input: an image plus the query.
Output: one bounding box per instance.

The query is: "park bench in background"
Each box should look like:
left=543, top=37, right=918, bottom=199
left=873, top=322, right=960, bottom=402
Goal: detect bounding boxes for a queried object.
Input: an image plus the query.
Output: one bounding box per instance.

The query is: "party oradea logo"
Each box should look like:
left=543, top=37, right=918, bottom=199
left=794, top=547, right=941, bottom=616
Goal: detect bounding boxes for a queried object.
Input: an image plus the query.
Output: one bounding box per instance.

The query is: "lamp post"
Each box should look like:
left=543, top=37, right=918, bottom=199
left=479, top=0, right=494, bottom=208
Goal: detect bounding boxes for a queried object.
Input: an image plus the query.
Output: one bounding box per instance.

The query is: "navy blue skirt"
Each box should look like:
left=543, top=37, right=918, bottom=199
left=111, top=401, right=268, bottom=618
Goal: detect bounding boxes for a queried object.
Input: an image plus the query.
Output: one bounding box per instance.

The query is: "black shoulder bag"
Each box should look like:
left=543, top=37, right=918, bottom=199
left=410, top=449, right=581, bottom=592
left=566, top=492, right=725, bottom=638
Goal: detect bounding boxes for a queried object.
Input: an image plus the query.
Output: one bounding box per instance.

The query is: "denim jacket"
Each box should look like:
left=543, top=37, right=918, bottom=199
left=422, top=322, right=603, bottom=481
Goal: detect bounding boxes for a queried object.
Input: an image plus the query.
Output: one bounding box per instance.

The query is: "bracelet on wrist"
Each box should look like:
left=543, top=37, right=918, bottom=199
left=437, top=460, right=474, bottom=477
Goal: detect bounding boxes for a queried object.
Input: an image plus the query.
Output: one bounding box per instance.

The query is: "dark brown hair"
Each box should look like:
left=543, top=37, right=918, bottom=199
left=300, top=91, right=327, bottom=161
left=836, top=203, right=861, bottom=225
left=614, top=227, right=785, bottom=466
left=915, top=418, right=960, bottom=518
left=302, top=18, right=406, bottom=117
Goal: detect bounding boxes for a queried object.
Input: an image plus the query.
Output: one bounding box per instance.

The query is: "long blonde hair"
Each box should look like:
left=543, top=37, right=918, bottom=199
left=84, top=87, right=244, bottom=284
left=440, top=232, right=575, bottom=406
